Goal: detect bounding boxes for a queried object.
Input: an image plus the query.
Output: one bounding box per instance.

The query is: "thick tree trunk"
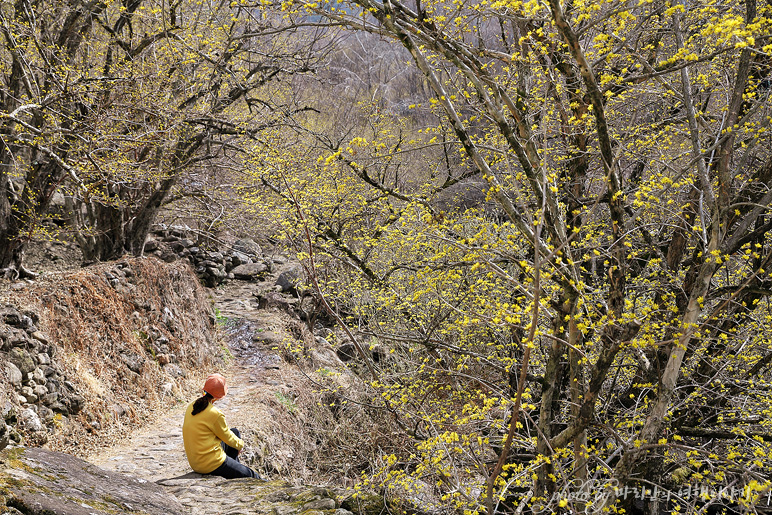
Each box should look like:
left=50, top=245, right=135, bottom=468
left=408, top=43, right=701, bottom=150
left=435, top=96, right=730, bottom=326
left=534, top=296, right=572, bottom=502
left=0, top=174, right=16, bottom=269
left=77, top=138, right=188, bottom=262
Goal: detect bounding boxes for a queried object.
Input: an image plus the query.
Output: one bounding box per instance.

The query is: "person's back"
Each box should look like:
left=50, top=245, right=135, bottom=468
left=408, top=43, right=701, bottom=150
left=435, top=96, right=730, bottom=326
left=183, top=400, right=241, bottom=474
left=181, top=373, right=259, bottom=479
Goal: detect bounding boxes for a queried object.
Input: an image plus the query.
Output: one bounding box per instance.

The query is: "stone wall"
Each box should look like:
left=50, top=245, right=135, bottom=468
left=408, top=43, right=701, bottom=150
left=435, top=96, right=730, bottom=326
left=0, top=306, right=84, bottom=447
left=144, top=226, right=273, bottom=287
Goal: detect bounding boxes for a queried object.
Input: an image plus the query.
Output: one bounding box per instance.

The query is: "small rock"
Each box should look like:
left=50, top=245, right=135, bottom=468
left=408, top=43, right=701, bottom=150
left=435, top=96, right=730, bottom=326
left=1, top=307, right=24, bottom=328
left=5, top=362, right=23, bottom=387
left=21, top=386, right=37, bottom=403
left=33, top=384, right=49, bottom=398
left=9, top=347, right=35, bottom=376
left=232, top=238, right=262, bottom=257
left=32, top=367, right=46, bottom=383
left=160, top=250, right=177, bottom=263
left=37, top=352, right=51, bottom=365
left=49, top=401, right=68, bottom=414
left=207, top=267, right=227, bottom=279
left=2, top=402, right=17, bottom=424
left=230, top=251, right=252, bottom=267
left=143, top=239, right=159, bottom=252
left=6, top=327, right=28, bottom=347
left=37, top=405, right=54, bottom=422
left=120, top=351, right=145, bottom=374
left=20, top=408, right=43, bottom=431
left=30, top=331, right=50, bottom=344
left=64, top=393, right=85, bottom=414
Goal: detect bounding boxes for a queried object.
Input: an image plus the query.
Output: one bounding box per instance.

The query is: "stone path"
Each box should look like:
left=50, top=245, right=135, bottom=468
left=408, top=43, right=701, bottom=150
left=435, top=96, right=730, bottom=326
left=85, top=281, right=353, bottom=514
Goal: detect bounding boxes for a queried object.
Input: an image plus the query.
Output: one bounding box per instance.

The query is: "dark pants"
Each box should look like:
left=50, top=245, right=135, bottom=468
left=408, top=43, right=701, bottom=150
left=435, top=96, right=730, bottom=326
left=208, top=428, right=260, bottom=479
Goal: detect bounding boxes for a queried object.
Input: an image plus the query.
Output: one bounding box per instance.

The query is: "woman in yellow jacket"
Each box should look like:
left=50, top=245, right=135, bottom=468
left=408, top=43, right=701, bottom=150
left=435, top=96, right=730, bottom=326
left=182, top=373, right=260, bottom=479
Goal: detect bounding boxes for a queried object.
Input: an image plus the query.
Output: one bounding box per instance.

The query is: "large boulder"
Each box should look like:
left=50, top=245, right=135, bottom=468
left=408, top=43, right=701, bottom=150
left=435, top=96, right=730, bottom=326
left=232, top=238, right=262, bottom=258
left=276, top=265, right=304, bottom=294
left=231, top=262, right=269, bottom=281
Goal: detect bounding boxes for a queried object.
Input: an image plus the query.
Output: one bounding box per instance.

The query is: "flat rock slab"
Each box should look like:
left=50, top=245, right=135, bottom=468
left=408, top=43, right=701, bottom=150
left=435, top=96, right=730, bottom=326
left=0, top=447, right=185, bottom=514
left=0, top=446, right=368, bottom=515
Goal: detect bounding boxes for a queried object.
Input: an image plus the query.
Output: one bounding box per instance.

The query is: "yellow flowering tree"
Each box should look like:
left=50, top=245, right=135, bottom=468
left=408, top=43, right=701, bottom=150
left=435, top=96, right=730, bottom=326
left=249, top=0, right=772, bottom=513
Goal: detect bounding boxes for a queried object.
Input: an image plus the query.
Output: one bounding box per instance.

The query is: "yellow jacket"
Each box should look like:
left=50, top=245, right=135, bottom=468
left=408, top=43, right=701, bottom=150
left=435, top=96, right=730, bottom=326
left=182, top=400, right=244, bottom=473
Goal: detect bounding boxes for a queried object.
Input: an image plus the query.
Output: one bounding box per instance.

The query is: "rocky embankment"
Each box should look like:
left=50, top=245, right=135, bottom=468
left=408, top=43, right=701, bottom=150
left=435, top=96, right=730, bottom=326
left=0, top=230, right=389, bottom=514
left=0, top=257, right=222, bottom=452
left=143, top=226, right=303, bottom=291
left=0, top=306, right=84, bottom=447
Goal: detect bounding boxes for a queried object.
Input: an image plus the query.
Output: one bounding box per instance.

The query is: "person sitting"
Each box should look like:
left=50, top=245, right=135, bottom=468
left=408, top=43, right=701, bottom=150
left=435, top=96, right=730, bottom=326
left=182, top=373, right=260, bottom=479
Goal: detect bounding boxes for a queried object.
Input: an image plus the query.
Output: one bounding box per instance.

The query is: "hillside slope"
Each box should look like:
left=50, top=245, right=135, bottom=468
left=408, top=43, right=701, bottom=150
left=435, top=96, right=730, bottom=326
left=0, top=257, right=223, bottom=455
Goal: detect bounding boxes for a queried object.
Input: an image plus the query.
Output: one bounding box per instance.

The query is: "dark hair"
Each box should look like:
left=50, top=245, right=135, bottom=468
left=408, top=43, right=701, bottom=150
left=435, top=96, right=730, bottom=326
left=191, top=392, right=214, bottom=416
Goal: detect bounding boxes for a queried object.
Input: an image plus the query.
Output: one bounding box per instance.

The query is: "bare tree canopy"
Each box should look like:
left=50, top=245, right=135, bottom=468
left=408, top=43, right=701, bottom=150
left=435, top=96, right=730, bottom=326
left=0, top=0, right=322, bottom=271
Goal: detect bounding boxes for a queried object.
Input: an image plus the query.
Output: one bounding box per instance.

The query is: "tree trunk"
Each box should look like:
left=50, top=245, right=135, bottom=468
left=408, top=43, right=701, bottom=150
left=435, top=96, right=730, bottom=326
left=0, top=160, right=64, bottom=273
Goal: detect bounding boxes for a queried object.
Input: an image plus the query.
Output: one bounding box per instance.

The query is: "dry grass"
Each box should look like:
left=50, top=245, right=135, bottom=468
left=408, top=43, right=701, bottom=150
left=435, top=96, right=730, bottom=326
left=221, top=313, right=398, bottom=488
left=0, top=257, right=225, bottom=456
